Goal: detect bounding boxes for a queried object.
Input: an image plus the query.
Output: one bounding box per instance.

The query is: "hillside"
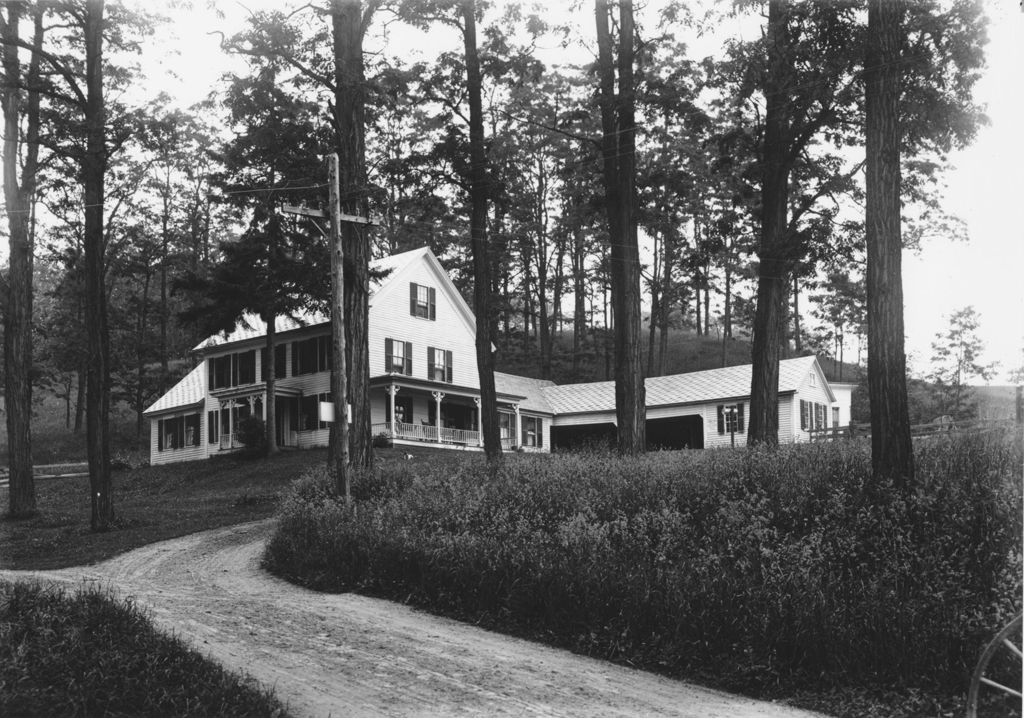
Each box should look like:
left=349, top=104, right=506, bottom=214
left=496, top=326, right=863, bottom=386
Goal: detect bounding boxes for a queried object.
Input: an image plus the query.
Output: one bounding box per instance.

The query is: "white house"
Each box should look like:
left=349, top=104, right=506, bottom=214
left=144, top=247, right=851, bottom=464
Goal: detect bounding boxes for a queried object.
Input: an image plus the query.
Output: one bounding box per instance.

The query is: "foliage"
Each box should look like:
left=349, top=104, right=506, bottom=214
left=0, top=581, right=286, bottom=717
left=928, top=306, right=999, bottom=420
left=265, top=434, right=1022, bottom=715
left=236, top=416, right=269, bottom=456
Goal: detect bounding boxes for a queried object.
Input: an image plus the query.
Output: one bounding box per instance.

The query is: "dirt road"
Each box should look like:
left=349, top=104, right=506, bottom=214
left=2, top=521, right=825, bottom=717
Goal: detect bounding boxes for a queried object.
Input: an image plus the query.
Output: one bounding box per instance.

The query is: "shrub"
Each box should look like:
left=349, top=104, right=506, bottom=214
left=236, top=416, right=268, bottom=456
left=264, top=431, right=1023, bottom=715
left=0, top=581, right=286, bottom=717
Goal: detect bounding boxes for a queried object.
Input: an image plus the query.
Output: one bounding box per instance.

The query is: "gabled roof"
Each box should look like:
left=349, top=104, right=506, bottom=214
left=143, top=362, right=206, bottom=416
left=542, top=355, right=832, bottom=416
left=494, top=372, right=555, bottom=414
left=192, top=246, right=431, bottom=352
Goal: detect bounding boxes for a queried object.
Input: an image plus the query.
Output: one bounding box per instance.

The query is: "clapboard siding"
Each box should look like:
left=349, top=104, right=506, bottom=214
left=149, top=411, right=208, bottom=465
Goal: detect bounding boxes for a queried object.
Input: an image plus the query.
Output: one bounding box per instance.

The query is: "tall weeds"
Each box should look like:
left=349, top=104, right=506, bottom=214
left=264, top=431, right=1022, bottom=702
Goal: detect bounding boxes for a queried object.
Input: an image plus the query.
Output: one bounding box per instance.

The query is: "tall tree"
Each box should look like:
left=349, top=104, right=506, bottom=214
left=864, top=0, right=913, bottom=484
left=595, top=0, right=645, bottom=454
left=1, top=2, right=43, bottom=518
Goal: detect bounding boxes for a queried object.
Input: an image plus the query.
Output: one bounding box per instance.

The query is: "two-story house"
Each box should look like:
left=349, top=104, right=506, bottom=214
left=144, top=247, right=851, bottom=464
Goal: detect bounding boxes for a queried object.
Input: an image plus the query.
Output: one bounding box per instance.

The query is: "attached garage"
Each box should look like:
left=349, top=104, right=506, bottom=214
left=551, top=422, right=616, bottom=451
left=646, top=415, right=703, bottom=450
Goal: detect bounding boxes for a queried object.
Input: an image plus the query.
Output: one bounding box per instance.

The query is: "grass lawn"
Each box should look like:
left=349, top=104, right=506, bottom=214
left=0, top=448, right=329, bottom=570
left=1, top=444, right=481, bottom=570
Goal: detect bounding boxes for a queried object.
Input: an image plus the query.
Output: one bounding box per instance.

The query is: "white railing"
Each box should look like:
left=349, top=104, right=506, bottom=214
left=373, top=422, right=481, bottom=447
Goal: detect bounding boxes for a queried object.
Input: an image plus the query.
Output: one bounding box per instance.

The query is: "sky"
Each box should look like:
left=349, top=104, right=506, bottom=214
left=33, top=1, right=1024, bottom=383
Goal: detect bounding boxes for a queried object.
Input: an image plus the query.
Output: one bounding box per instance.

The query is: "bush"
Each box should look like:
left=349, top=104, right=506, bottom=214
left=0, top=581, right=286, bottom=717
left=236, top=416, right=268, bottom=456
left=264, top=431, right=1023, bottom=715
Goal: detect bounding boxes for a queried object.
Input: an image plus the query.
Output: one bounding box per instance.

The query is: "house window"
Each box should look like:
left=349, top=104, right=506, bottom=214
left=521, top=415, right=543, bottom=448
left=385, top=338, right=413, bottom=375
left=261, top=344, right=287, bottom=381
left=208, top=351, right=256, bottom=390
left=499, top=412, right=516, bottom=443
left=428, top=347, right=453, bottom=383
left=385, top=396, right=413, bottom=424
left=299, top=392, right=332, bottom=431
left=292, top=336, right=330, bottom=376
left=409, top=282, right=436, bottom=320
left=832, top=406, right=840, bottom=427
left=157, top=413, right=200, bottom=451
left=809, top=372, right=817, bottom=387
left=716, top=403, right=745, bottom=435
left=800, top=399, right=809, bottom=431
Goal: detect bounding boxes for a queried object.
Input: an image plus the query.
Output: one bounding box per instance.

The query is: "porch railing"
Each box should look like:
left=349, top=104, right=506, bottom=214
left=373, top=422, right=481, bottom=447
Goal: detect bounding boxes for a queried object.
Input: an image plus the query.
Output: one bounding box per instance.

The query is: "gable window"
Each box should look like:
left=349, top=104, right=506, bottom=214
left=716, top=403, right=745, bottom=435
left=157, top=413, right=200, bottom=452
left=427, top=347, right=453, bottom=383
left=261, top=344, right=287, bottom=381
left=809, top=372, right=817, bottom=387
left=385, top=338, right=413, bottom=375
left=292, top=336, right=330, bottom=376
left=209, top=351, right=256, bottom=390
left=409, top=282, right=436, bottom=320
left=521, top=415, right=543, bottom=448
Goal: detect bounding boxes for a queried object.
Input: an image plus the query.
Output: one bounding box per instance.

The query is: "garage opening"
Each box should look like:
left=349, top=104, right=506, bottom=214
left=551, top=423, right=616, bottom=451
left=646, top=415, right=703, bottom=450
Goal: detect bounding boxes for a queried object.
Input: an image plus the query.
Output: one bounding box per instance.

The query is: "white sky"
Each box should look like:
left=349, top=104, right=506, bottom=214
left=31, top=1, right=1024, bottom=383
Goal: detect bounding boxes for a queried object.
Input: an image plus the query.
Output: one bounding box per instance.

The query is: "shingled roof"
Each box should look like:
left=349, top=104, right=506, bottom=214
left=143, top=362, right=206, bottom=415
left=542, top=355, right=826, bottom=416
left=494, top=371, right=555, bottom=414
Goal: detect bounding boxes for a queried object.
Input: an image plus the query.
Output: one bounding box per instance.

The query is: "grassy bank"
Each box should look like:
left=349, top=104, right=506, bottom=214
left=1, top=449, right=326, bottom=570
left=264, top=432, right=1023, bottom=717
left=0, top=580, right=287, bottom=717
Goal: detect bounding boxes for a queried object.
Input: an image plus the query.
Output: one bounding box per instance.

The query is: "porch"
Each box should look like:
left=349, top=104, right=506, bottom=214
left=372, top=421, right=484, bottom=448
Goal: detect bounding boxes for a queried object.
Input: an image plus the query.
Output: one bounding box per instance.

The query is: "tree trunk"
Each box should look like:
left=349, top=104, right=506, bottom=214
left=83, top=0, right=113, bottom=531
left=865, top=0, right=914, bottom=485
left=747, top=0, right=793, bottom=447
left=572, top=228, right=586, bottom=376
left=332, top=0, right=374, bottom=470
left=328, top=154, right=350, bottom=498
left=2, top=2, right=42, bottom=518
left=462, top=0, right=502, bottom=463
left=596, top=0, right=645, bottom=455
left=264, top=309, right=279, bottom=456
left=792, top=274, right=802, bottom=354
left=135, top=269, right=151, bottom=438
left=721, top=261, right=732, bottom=368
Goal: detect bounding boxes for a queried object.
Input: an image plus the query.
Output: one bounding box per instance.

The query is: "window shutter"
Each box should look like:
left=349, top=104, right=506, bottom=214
left=208, top=411, right=217, bottom=444
left=800, top=400, right=808, bottom=430
left=158, top=419, right=164, bottom=451
left=537, top=418, right=543, bottom=448
left=737, top=403, right=745, bottom=433
left=385, top=338, right=393, bottom=372
left=409, top=283, right=417, bottom=316
left=427, top=347, right=435, bottom=379
left=717, top=405, right=725, bottom=435
left=208, top=360, right=214, bottom=389
left=446, top=350, right=453, bottom=383
left=429, top=287, right=437, bottom=320
left=405, top=342, right=413, bottom=375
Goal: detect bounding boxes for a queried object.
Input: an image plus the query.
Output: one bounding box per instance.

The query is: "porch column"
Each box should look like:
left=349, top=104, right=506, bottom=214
left=387, top=384, right=398, bottom=437
left=512, top=403, right=520, bottom=448
left=474, top=397, right=482, bottom=447
left=431, top=390, right=445, bottom=443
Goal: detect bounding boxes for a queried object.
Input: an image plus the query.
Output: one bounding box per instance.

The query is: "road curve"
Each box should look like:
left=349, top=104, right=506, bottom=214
left=1, top=521, right=825, bottom=718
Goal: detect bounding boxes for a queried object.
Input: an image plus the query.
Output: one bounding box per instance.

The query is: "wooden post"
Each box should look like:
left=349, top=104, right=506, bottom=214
left=329, top=153, right=350, bottom=502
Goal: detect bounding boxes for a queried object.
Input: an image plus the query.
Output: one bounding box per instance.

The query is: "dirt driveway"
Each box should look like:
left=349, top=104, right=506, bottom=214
left=1, top=521, right=825, bottom=717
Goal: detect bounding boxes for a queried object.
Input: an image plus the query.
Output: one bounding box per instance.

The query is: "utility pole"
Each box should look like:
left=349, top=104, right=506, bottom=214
left=329, top=154, right=350, bottom=502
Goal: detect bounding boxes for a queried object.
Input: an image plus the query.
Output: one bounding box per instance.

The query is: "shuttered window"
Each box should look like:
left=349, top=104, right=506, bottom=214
left=409, top=282, right=436, bottom=320
left=427, top=347, right=453, bottom=383
left=385, top=338, right=413, bottom=375
left=716, top=403, right=745, bottom=435
left=800, top=399, right=809, bottom=430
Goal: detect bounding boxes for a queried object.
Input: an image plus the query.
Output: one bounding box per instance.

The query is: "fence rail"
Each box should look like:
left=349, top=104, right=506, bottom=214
left=809, top=419, right=1015, bottom=443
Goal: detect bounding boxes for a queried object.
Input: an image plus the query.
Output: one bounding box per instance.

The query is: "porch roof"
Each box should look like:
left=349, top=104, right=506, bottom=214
left=143, top=363, right=205, bottom=416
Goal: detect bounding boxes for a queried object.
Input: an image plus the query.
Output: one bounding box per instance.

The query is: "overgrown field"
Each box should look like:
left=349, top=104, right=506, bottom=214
left=264, top=431, right=1023, bottom=717
left=0, top=580, right=287, bottom=717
